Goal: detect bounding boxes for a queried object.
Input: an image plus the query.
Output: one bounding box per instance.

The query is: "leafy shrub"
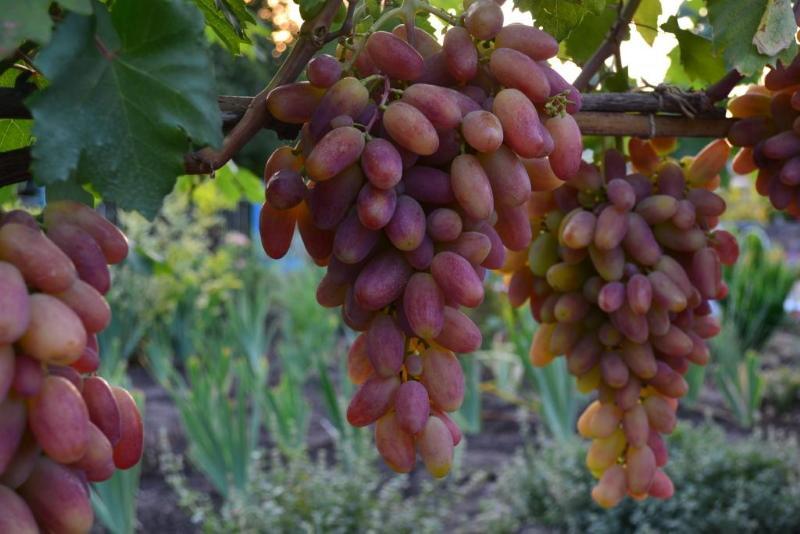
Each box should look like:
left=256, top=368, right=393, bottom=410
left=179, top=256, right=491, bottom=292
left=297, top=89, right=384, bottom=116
left=720, top=229, right=797, bottom=353
left=478, top=424, right=800, bottom=534
left=160, top=439, right=480, bottom=534
left=762, top=366, right=800, bottom=415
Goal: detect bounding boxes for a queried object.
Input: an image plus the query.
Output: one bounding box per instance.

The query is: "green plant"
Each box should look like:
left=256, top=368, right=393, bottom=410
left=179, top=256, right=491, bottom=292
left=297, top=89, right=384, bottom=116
left=710, top=321, right=764, bottom=428
left=478, top=423, right=800, bottom=534
left=160, top=435, right=482, bottom=534
left=249, top=265, right=343, bottom=453
left=148, top=319, right=265, bottom=500
left=720, top=229, right=797, bottom=352
left=708, top=229, right=797, bottom=426
left=91, top=392, right=145, bottom=534
left=479, top=299, right=580, bottom=442
left=762, top=365, right=800, bottom=415
left=103, top=183, right=261, bottom=366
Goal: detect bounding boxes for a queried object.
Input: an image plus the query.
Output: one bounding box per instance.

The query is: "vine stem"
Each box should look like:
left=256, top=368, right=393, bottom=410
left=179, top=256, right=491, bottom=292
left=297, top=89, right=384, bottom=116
left=705, top=69, right=744, bottom=104
left=364, top=76, right=390, bottom=131
left=183, top=0, right=349, bottom=175
left=573, top=0, right=643, bottom=92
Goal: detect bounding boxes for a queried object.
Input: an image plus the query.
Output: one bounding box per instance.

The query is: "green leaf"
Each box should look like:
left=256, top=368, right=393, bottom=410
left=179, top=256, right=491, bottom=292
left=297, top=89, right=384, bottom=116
left=515, top=0, right=610, bottom=41
left=58, top=0, right=93, bottom=13
left=0, top=185, right=17, bottom=205
left=602, top=66, right=632, bottom=92
left=0, top=70, right=33, bottom=151
left=233, top=166, right=264, bottom=203
left=0, top=0, right=92, bottom=58
left=45, top=177, right=94, bottom=206
left=0, top=0, right=52, bottom=57
left=707, top=0, right=798, bottom=76
left=0, top=119, right=31, bottom=152
left=219, top=0, right=256, bottom=26
left=661, top=16, right=726, bottom=84
left=562, top=3, right=616, bottom=65
left=415, top=14, right=437, bottom=36
left=365, top=0, right=382, bottom=20
left=299, top=0, right=326, bottom=21
left=431, top=0, right=462, bottom=12
left=753, top=0, right=795, bottom=56
left=28, top=0, right=223, bottom=218
left=634, top=0, right=661, bottom=46
left=664, top=46, right=706, bottom=89
left=192, top=0, right=252, bottom=54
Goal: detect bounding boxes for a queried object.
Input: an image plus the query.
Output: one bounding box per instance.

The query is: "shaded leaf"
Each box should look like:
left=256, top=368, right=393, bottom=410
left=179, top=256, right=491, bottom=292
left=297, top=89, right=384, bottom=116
left=602, top=66, right=632, bottom=92
left=515, top=0, right=610, bottom=41
left=663, top=46, right=705, bottom=89
left=300, top=0, right=326, bottom=21
left=707, top=0, right=797, bottom=76
left=45, top=177, right=94, bottom=206
left=661, top=16, right=726, bottom=84
left=562, top=3, right=616, bottom=65
left=58, top=0, right=93, bottom=12
left=28, top=0, right=222, bottom=218
left=0, top=0, right=91, bottom=58
left=193, top=0, right=252, bottom=54
left=633, top=0, right=661, bottom=46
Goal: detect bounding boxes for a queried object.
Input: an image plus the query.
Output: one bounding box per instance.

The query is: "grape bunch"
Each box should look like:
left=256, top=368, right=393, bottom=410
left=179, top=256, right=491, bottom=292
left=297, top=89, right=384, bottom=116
left=259, top=2, right=582, bottom=477
left=0, top=201, right=143, bottom=533
left=726, top=55, right=800, bottom=214
left=501, top=137, right=738, bottom=508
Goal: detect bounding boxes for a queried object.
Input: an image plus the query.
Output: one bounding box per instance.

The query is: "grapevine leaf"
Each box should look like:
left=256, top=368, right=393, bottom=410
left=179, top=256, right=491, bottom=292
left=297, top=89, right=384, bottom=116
left=0, top=186, right=16, bottom=204
left=0, top=119, right=30, bottom=151
left=299, top=0, right=326, bottom=21
left=28, top=0, right=223, bottom=218
left=706, top=0, right=797, bottom=76
left=664, top=46, right=705, bottom=89
left=58, top=0, right=93, bottom=12
left=753, top=0, right=795, bottom=56
left=515, top=0, right=611, bottom=41
left=415, top=15, right=438, bottom=36
left=0, top=0, right=52, bottom=57
left=431, top=0, right=462, bottom=12
left=633, top=0, right=661, bottom=46
left=602, top=66, right=632, bottom=92
left=365, top=0, right=382, bottom=20
left=45, top=177, right=95, bottom=206
left=562, top=3, right=616, bottom=65
left=234, top=166, right=264, bottom=203
left=661, top=16, right=726, bottom=84
left=0, top=0, right=92, bottom=58
left=219, top=0, right=256, bottom=26
left=193, top=0, right=252, bottom=54
left=0, top=70, right=32, bottom=151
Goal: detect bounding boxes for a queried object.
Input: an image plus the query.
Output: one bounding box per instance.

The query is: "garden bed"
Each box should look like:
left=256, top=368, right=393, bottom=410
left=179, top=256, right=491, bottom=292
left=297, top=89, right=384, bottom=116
left=126, top=323, right=800, bottom=533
